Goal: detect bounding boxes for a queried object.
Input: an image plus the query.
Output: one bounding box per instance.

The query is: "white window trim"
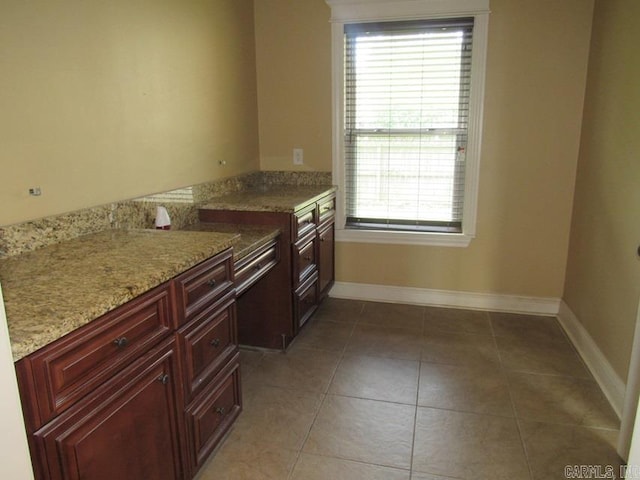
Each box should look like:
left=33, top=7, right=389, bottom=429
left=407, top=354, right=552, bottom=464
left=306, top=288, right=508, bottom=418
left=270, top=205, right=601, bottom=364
left=326, top=0, right=490, bottom=247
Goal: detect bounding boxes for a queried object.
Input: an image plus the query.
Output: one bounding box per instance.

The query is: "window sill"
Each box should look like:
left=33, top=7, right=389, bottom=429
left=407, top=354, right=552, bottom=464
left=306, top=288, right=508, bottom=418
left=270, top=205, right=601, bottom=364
left=335, top=227, right=473, bottom=247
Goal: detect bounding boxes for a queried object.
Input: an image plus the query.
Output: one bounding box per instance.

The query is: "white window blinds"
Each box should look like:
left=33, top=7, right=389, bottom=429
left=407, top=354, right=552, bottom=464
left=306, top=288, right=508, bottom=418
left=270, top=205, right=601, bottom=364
left=344, top=18, right=474, bottom=233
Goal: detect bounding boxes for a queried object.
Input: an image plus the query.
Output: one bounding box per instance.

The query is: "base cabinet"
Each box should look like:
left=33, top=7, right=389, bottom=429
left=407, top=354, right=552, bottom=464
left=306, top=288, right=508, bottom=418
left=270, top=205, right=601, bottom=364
left=317, top=221, right=335, bottom=299
left=17, top=249, right=241, bottom=480
left=33, top=338, right=184, bottom=480
left=199, top=191, right=336, bottom=349
left=184, top=357, right=241, bottom=475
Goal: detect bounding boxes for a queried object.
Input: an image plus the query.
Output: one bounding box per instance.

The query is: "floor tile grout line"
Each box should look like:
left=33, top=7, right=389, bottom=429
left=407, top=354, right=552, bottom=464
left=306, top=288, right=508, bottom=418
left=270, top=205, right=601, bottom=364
left=286, top=302, right=358, bottom=480
left=489, top=315, right=534, bottom=480
left=296, top=450, right=413, bottom=474
left=487, top=310, right=497, bottom=337
left=498, top=338, right=536, bottom=480
left=410, top=358, right=422, bottom=478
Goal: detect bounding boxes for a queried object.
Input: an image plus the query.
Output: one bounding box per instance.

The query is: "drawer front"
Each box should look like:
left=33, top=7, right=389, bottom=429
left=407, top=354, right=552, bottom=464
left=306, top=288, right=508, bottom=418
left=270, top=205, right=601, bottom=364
left=293, top=204, right=316, bottom=241
left=234, top=240, right=279, bottom=297
left=292, top=233, right=317, bottom=288
left=317, top=194, right=336, bottom=226
left=174, top=249, right=234, bottom=326
left=178, top=291, right=237, bottom=401
left=294, top=271, right=319, bottom=330
left=29, top=283, right=173, bottom=426
left=185, top=357, right=241, bottom=474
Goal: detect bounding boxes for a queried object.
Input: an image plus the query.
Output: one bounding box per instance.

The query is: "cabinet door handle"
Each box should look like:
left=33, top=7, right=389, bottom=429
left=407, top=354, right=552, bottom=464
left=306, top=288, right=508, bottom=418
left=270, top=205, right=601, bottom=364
left=214, top=407, right=226, bottom=415
left=113, top=337, right=129, bottom=349
left=157, top=374, right=170, bottom=385
left=254, top=263, right=262, bottom=271
left=210, top=338, right=221, bottom=348
left=320, top=237, right=325, bottom=242
left=304, top=255, right=312, bottom=261
left=207, top=279, right=216, bottom=288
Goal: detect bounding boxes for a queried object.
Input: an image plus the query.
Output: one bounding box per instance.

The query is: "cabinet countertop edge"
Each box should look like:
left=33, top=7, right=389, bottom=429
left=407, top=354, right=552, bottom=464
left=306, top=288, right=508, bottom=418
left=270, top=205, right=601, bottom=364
left=199, top=185, right=337, bottom=213
left=2, top=229, right=239, bottom=362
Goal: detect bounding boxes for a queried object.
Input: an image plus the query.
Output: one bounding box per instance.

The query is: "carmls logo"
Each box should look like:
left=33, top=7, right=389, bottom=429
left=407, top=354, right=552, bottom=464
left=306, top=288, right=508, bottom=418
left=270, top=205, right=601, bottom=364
left=564, top=465, right=616, bottom=479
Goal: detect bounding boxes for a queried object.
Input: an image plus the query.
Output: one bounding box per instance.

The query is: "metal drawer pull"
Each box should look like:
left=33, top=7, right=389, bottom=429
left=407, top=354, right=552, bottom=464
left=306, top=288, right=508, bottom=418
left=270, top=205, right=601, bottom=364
left=157, top=374, right=170, bottom=385
left=113, top=337, right=129, bottom=349
left=215, top=407, right=226, bottom=415
left=254, top=262, right=262, bottom=270
left=207, top=279, right=216, bottom=288
left=210, top=338, right=221, bottom=348
left=304, top=255, right=312, bottom=261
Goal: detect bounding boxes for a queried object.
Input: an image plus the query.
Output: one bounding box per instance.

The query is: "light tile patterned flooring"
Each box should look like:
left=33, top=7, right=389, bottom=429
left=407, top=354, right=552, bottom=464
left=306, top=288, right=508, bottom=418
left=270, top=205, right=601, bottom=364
left=194, top=298, right=622, bottom=480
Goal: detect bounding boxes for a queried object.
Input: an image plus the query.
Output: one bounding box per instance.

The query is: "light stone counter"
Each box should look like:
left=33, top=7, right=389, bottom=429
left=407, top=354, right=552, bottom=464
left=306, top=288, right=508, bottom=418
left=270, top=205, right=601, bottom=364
left=200, top=185, right=336, bottom=213
left=0, top=229, right=239, bottom=361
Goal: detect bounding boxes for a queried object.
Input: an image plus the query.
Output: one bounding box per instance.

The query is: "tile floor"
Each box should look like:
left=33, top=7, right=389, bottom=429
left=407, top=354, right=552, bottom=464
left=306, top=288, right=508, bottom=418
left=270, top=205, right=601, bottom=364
left=194, top=298, right=622, bottom=480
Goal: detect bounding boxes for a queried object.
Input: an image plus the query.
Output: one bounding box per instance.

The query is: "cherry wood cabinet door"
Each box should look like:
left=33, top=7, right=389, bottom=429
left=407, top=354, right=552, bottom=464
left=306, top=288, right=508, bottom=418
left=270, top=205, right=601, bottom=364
left=33, top=338, right=185, bottom=480
left=317, top=221, right=335, bottom=299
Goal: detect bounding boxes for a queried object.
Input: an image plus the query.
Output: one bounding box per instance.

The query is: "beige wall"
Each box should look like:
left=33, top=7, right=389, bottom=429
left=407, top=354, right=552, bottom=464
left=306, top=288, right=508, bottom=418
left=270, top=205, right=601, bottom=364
left=563, top=0, right=640, bottom=380
left=253, top=0, right=332, bottom=172
left=255, top=0, right=594, bottom=298
left=0, top=0, right=260, bottom=226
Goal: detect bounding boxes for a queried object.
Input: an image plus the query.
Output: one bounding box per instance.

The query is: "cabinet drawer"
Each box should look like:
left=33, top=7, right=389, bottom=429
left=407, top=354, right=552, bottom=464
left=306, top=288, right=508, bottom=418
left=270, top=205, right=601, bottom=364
left=234, top=240, right=279, bottom=297
left=293, top=204, right=316, bottom=241
left=292, top=233, right=317, bottom=288
left=174, top=249, right=234, bottom=326
left=185, top=357, right=241, bottom=475
left=317, top=194, right=336, bottom=226
left=178, top=291, right=237, bottom=402
left=294, top=271, right=319, bottom=330
left=27, top=283, right=173, bottom=426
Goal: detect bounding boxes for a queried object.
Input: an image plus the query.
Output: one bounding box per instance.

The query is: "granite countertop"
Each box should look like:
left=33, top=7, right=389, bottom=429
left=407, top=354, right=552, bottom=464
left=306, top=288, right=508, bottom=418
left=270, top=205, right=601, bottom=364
left=0, top=184, right=319, bottom=362
left=200, top=185, right=336, bottom=213
left=0, top=229, right=239, bottom=361
left=183, top=223, right=280, bottom=260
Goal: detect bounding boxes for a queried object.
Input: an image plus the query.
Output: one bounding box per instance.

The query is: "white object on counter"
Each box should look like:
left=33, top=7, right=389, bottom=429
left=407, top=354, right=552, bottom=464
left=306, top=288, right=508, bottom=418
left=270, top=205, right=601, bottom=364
left=155, top=206, right=171, bottom=230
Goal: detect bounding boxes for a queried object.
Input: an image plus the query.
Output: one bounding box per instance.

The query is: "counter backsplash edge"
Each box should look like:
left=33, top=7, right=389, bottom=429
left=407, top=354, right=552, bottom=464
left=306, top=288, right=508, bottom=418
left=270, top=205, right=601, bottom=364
left=0, top=170, right=331, bottom=258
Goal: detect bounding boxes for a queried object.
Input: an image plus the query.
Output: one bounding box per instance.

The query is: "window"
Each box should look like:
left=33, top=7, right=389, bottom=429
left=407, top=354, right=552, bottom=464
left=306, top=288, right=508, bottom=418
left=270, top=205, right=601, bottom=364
left=326, top=0, right=489, bottom=247
left=345, top=18, right=472, bottom=234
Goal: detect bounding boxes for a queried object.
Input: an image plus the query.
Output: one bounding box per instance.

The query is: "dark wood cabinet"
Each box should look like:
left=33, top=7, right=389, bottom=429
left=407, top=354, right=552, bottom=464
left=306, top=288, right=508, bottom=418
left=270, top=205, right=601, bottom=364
left=176, top=290, right=237, bottom=403
left=318, top=221, right=335, bottom=299
left=316, top=193, right=335, bottom=300
left=293, top=231, right=317, bottom=288
left=294, top=270, right=319, bottom=329
left=184, top=356, right=241, bottom=474
left=199, top=190, right=336, bottom=349
left=16, top=248, right=241, bottom=480
left=32, top=337, right=184, bottom=480
left=234, top=239, right=279, bottom=297
left=24, top=283, right=173, bottom=429
left=173, top=249, right=234, bottom=328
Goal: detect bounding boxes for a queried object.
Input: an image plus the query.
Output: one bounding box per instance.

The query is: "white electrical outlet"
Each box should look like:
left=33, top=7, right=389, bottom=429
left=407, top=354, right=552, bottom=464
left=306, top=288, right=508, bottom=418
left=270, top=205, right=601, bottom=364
left=293, top=148, right=304, bottom=165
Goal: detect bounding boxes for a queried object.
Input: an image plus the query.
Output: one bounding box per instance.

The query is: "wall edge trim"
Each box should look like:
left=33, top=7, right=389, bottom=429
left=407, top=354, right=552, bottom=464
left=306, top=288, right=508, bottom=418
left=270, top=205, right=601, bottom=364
left=329, top=281, right=561, bottom=315
left=557, top=300, right=625, bottom=419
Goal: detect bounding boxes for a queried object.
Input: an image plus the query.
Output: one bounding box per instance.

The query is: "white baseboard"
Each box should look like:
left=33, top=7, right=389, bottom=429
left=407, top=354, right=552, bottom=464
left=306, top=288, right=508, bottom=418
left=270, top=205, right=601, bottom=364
left=329, top=281, right=561, bottom=315
left=329, top=281, right=624, bottom=418
left=557, top=301, right=625, bottom=419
